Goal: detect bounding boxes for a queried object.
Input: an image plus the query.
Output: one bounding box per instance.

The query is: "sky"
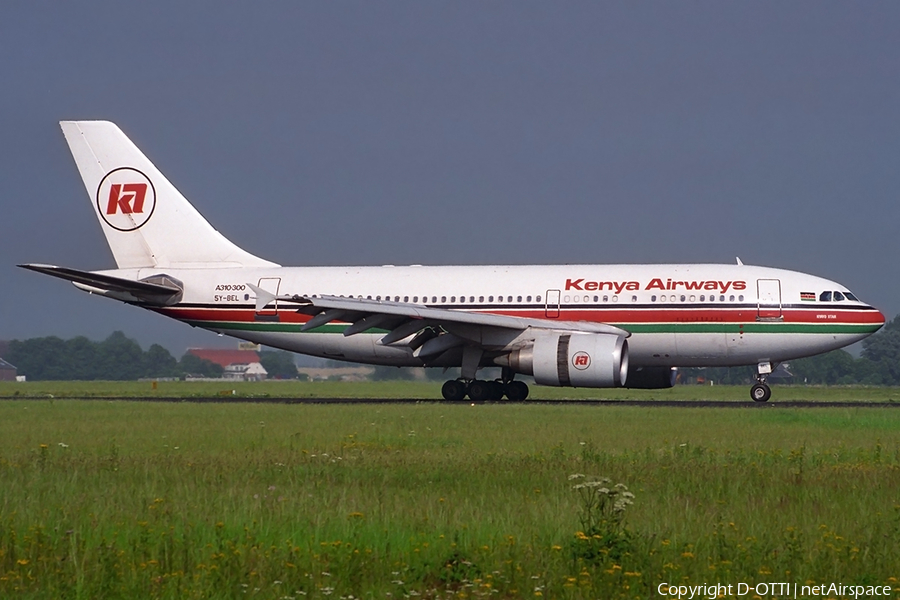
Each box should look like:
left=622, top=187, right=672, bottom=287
left=2, top=2, right=899, bottom=356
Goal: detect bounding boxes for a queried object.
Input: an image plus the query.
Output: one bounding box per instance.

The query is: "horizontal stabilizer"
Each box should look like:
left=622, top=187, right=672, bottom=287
left=19, top=264, right=183, bottom=305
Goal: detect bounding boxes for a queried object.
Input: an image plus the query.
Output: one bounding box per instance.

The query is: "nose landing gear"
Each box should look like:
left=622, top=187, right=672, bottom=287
left=750, top=362, right=774, bottom=402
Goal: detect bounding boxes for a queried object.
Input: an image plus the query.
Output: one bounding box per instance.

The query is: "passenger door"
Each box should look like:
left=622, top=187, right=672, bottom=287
left=757, top=279, right=782, bottom=319
left=255, top=277, right=281, bottom=320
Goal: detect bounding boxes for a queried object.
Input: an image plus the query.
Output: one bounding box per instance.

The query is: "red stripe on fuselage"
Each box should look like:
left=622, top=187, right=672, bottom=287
left=153, top=305, right=884, bottom=326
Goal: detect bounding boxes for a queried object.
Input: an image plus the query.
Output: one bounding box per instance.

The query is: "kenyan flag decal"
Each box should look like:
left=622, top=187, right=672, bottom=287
left=800, top=292, right=816, bottom=302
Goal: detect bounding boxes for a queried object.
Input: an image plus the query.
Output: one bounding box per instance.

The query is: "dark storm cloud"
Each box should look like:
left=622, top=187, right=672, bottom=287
left=2, top=2, right=898, bottom=352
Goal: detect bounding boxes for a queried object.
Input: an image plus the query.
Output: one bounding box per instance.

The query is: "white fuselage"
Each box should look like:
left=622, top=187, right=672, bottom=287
left=109, top=262, right=884, bottom=369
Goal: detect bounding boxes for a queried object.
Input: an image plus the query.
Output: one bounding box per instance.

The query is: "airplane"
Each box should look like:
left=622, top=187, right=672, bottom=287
left=20, top=121, right=885, bottom=402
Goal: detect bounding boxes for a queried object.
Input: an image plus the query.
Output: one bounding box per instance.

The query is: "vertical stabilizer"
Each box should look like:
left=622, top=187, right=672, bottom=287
left=60, top=121, right=278, bottom=269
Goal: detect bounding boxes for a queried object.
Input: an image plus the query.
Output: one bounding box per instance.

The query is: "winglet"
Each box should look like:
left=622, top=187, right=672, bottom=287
left=246, top=282, right=276, bottom=312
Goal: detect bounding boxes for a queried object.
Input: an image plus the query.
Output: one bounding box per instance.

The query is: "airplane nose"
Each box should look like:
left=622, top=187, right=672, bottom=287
left=874, top=308, right=886, bottom=329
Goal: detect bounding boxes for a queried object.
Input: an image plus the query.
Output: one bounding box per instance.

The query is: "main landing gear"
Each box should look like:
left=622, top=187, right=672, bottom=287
left=441, top=369, right=530, bottom=402
left=750, top=362, right=774, bottom=403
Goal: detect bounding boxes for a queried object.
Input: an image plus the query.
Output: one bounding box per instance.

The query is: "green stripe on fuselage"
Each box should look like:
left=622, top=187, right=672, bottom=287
left=184, top=319, right=879, bottom=336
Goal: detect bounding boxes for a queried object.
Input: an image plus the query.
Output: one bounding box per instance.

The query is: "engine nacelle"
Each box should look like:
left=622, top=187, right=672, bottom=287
left=625, top=366, right=677, bottom=389
left=498, top=332, right=628, bottom=388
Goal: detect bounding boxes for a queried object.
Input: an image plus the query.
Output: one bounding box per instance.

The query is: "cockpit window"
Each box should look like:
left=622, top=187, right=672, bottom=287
left=819, top=291, right=832, bottom=302
left=833, top=291, right=845, bottom=301
left=844, top=291, right=858, bottom=301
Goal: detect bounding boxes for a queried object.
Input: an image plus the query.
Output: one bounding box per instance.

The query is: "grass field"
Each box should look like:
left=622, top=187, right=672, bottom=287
left=3, top=379, right=900, bottom=403
left=1, top=398, right=899, bottom=598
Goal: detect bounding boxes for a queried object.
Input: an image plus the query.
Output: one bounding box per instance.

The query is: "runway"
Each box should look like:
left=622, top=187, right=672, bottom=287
left=13, top=397, right=900, bottom=408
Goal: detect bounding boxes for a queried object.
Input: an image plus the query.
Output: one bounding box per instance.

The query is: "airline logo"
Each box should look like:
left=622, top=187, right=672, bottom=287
left=565, top=278, right=747, bottom=294
left=96, top=167, right=156, bottom=231
left=572, top=351, right=591, bottom=370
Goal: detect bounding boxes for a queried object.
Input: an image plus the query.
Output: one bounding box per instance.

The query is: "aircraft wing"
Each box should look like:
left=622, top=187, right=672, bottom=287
left=247, top=283, right=629, bottom=359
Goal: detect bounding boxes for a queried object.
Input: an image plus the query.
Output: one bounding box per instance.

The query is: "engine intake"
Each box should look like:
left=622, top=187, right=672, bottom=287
left=498, top=332, right=628, bottom=388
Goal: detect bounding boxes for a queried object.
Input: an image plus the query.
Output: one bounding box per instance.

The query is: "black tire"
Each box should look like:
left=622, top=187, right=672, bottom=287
left=467, top=380, right=491, bottom=401
left=489, top=381, right=505, bottom=401
left=750, top=383, right=771, bottom=403
left=505, top=381, right=529, bottom=401
left=441, top=379, right=467, bottom=401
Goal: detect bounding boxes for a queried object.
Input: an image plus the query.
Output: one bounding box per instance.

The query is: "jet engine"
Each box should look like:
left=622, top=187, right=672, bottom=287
left=498, top=332, right=628, bottom=388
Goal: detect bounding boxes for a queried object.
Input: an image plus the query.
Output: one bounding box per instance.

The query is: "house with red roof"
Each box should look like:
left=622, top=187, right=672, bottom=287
left=187, top=348, right=268, bottom=381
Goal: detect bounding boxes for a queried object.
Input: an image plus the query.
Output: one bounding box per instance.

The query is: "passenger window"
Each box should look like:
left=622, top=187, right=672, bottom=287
left=738, top=295, right=744, bottom=302
left=527, top=295, right=532, bottom=302
left=700, top=295, right=705, bottom=301
left=479, top=296, right=484, bottom=303
left=450, top=296, right=456, bottom=303
left=709, top=295, right=714, bottom=302
left=660, top=295, right=666, bottom=302
left=632, top=295, right=638, bottom=302
left=488, top=296, right=494, bottom=302
left=719, top=295, right=725, bottom=302
left=612, top=295, right=619, bottom=303
left=670, top=295, right=676, bottom=302
left=592, top=296, right=598, bottom=302
left=689, top=295, right=695, bottom=302
left=564, top=295, right=570, bottom=303
left=833, top=291, right=845, bottom=301
left=603, top=295, right=609, bottom=302
left=460, top=296, right=465, bottom=303
left=651, top=295, right=657, bottom=302
left=440, top=296, right=445, bottom=303
left=537, top=295, right=542, bottom=302
left=404, top=296, right=409, bottom=302
left=376, top=296, right=381, bottom=301
left=413, top=296, right=418, bottom=303
left=517, top=296, right=523, bottom=302
left=729, top=295, right=734, bottom=302
left=819, top=291, right=832, bottom=302
left=469, top=296, right=475, bottom=303
left=680, top=295, right=686, bottom=302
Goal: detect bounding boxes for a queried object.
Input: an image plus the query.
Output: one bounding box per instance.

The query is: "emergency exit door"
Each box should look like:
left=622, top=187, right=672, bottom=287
left=545, top=289, right=560, bottom=318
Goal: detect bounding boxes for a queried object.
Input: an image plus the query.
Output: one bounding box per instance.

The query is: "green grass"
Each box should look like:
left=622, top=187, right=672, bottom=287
left=1, top=401, right=899, bottom=598
left=2, top=380, right=900, bottom=402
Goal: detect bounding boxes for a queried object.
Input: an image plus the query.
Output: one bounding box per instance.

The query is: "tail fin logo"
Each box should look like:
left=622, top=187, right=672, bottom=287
left=96, top=167, right=156, bottom=231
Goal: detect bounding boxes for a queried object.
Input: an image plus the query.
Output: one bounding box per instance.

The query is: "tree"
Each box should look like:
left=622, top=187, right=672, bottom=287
left=789, top=350, right=861, bottom=385
left=6, top=336, right=69, bottom=380
left=861, top=314, right=900, bottom=385
left=95, top=331, right=146, bottom=380
left=144, top=344, right=178, bottom=378
left=177, top=353, right=224, bottom=378
left=258, top=350, right=298, bottom=379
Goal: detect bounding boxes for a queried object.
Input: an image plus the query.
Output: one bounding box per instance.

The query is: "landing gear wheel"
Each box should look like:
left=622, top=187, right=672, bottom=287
left=505, top=381, right=529, bottom=401
left=489, top=381, right=505, bottom=401
left=750, top=383, right=771, bottom=403
left=467, top=380, right=492, bottom=402
left=441, top=380, right=467, bottom=401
